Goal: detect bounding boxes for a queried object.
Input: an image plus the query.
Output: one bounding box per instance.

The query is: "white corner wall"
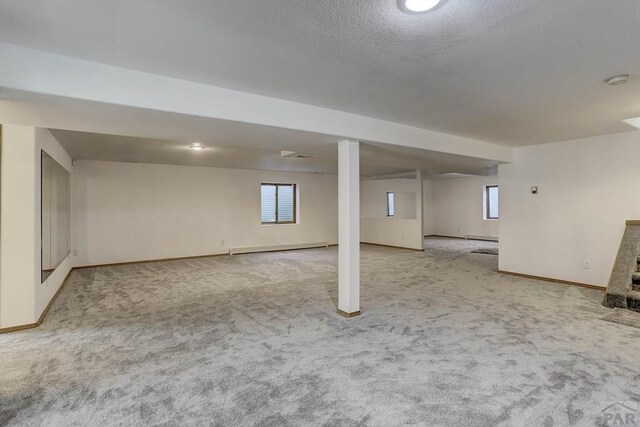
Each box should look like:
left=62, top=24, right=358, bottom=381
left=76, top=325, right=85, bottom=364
left=429, top=175, right=499, bottom=240
left=0, top=125, right=36, bottom=327
left=72, top=160, right=338, bottom=266
left=0, top=126, right=72, bottom=328
left=360, top=178, right=424, bottom=250
left=499, top=131, right=640, bottom=287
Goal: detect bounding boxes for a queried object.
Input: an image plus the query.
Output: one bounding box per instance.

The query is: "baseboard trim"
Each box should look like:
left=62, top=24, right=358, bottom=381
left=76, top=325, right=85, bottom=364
left=36, top=269, right=74, bottom=325
left=230, top=241, right=328, bottom=255
left=0, top=323, right=38, bottom=334
left=425, top=234, right=464, bottom=239
left=426, top=234, right=499, bottom=243
left=0, top=269, right=74, bottom=335
left=361, top=242, right=424, bottom=251
left=337, top=309, right=362, bottom=318
left=497, top=270, right=605, bottom=291
left=465, top=234, right=499, bottom=242
left=75, top=244, right=340, bottom=269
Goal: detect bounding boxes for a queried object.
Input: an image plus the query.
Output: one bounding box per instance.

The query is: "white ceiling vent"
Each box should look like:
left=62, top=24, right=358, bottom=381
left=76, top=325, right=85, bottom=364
left=280, top=150, right=318, bottom=159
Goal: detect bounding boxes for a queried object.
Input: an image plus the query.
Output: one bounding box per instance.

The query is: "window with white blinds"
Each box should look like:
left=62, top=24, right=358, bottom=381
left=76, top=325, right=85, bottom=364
left=387, top=192, right=395, bottom=217
left=486, top=185, right=499, bottom=220
left=261, top=183, right=296, bottom=224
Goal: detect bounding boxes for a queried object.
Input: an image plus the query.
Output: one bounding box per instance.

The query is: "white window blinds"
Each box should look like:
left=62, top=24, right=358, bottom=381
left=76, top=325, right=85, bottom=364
left=261, top=184, right=277, bottom=223
left=277, top=185, right=295, bottom=222
left=387, top=192, right=395, bottom=217
left=261, top=183, right=296, bottom=224
left=487, top=186, right=499, bottom=219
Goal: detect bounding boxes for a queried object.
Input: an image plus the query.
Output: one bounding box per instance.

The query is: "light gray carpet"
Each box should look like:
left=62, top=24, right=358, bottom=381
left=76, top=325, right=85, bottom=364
left=2, top=237, right=640, bottom=426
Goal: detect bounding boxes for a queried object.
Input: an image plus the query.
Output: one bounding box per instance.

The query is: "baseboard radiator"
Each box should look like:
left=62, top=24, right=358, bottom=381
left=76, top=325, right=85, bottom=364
left=229, top=241, right=328, bottom=255
left=465, top=234, right=499, bottom=242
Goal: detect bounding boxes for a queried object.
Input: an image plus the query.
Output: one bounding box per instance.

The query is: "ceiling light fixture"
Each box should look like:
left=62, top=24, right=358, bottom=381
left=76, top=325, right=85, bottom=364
left=399, top=0, right=442, bottom=13
left=623, top=117, right=640, bottom=129
left=605, top=74, right=631, bottom=86
left=189, top=143, right=206, bottom=151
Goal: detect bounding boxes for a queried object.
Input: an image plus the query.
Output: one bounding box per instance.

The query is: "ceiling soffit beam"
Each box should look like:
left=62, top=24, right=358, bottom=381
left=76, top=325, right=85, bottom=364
left=0, top=43, right=512, bottom=163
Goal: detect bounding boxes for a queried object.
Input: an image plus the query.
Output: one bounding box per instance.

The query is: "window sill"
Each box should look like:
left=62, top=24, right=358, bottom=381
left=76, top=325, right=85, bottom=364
left=484, top=218, right=499, bottom=221
left=261, top=223, right=299, bottom=226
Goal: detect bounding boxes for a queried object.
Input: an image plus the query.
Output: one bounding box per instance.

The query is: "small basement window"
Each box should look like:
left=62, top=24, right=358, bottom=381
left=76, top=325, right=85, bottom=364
left=261, top=183, right=296, bottom=224
left=485, top=185, right=499, bottom=220
left=387, top=192, right=395, bottom=217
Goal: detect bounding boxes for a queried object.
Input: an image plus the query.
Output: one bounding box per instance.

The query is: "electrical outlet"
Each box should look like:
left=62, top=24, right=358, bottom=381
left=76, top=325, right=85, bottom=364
left=73, top=249, right=78, bottom=256
left=583, top=260, right=590, bottom=269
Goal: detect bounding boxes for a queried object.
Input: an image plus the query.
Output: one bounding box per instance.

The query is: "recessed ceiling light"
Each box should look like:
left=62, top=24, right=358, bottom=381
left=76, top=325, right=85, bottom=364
left=190, top=143, right=205, bottom=151
left=399, top=0, right=442, bottom=13
left=605, top=74, right=631, bottom=86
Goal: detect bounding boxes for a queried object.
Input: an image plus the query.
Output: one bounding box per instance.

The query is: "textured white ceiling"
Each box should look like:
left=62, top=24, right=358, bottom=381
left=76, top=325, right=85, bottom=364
left=0, top=0, right=639, bottom=145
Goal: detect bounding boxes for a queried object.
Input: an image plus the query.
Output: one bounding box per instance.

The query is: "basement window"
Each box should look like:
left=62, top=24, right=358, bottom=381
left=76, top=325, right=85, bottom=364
left=485, top=185, right=499, bottom=220
left=261, top=183, right=296, bottom=224
left=387, top=192, right=395, bottom=217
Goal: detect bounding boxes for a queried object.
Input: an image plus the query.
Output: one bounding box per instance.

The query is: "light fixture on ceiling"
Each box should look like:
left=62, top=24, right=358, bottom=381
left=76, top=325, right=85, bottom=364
left=623, top=117, right=640, bottom=129
left=189, top=143, right=205, bottom=151
left=605, top=74, right=631, bottom=86
left=398, top=0, right=443, bottom=13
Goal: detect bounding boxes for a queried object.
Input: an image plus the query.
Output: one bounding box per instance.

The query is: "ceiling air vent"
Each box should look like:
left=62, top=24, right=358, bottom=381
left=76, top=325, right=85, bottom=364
left=280, top=150, right=318, bottom=159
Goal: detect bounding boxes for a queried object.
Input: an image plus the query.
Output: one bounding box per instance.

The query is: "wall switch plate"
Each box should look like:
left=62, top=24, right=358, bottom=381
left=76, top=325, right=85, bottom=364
left=583, top=260, right=590, bottom=269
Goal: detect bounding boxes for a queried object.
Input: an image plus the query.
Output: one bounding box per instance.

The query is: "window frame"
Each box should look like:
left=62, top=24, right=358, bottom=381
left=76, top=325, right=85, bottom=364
left=485, top=185, right=499, bottom=220
left=386, top=192, right=395, bottom=218
left=261, top=183, right=297, bottom=225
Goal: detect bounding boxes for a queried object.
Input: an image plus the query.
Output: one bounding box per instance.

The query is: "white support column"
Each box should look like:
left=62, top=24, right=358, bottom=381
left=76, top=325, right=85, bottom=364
left=416, top=169, right=425, bottom=251
left=338, top=140, right=361, bottom=317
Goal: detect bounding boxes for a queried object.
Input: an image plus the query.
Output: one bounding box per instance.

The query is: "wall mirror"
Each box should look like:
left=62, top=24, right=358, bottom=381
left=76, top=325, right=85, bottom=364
left=41, top=150, right=70, bottom=282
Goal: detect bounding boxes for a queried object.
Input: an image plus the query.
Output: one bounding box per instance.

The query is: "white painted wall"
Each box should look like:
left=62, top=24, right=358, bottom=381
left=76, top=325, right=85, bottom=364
left=361, top=218, right=424, bottom=250
left=0, top=126, right=72, bottom=328
left=361, top=179, right=418, bottom=219
left=360, top=178, right=423, bottom=250
left=0, top=125, right=37, bottom=327
left=499, top=131, right=640, bottom=287
left=72, top=160, right=338, bottom=266
left=429, top=176, right=499, bottom=240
